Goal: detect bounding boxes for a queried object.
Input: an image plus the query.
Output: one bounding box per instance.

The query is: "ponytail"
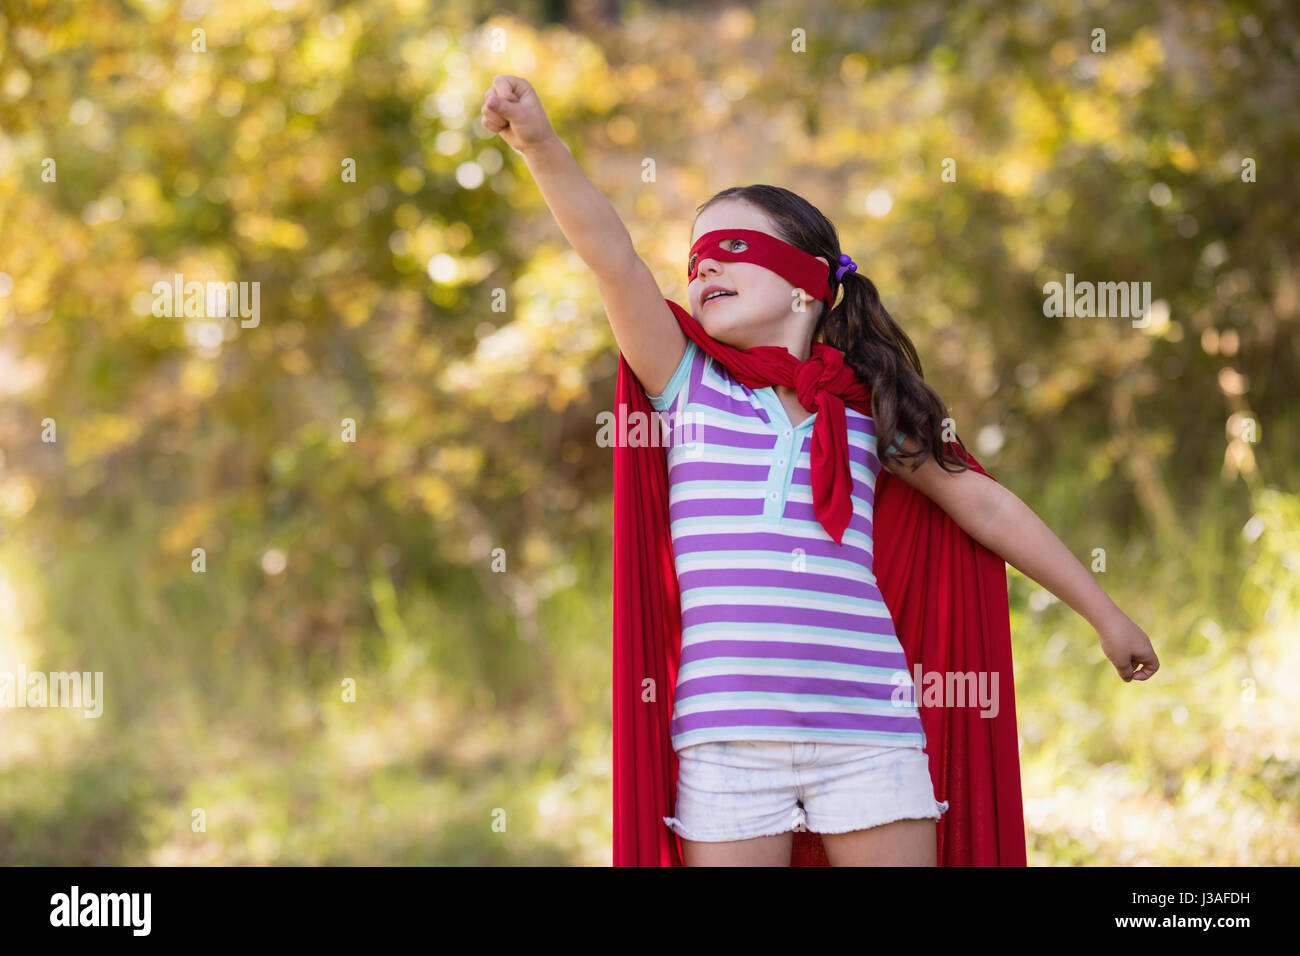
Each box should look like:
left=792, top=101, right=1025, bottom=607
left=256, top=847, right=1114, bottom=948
left=817, top=268, right=972, bottom=475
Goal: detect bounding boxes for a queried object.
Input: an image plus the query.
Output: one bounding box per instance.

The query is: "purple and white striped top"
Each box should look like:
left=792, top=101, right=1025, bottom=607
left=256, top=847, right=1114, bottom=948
left=646, top=338, right=927, bottom=752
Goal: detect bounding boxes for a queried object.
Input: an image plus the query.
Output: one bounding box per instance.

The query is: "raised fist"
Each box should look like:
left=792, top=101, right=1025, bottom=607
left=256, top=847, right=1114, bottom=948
left=480, top=74, right=557, bottom=155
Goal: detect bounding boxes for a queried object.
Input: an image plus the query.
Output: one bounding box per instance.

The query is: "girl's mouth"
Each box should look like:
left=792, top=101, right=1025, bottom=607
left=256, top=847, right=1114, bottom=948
left=702, top=291, right=736, bottom=309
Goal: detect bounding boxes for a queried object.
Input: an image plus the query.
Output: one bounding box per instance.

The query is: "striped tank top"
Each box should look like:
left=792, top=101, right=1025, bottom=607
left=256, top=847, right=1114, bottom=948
left=646, top=337, right=928, bottom=752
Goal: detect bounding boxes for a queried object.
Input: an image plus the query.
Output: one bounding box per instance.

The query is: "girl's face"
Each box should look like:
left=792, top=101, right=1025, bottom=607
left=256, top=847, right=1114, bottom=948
left=688, top=199, right=827, bottom=350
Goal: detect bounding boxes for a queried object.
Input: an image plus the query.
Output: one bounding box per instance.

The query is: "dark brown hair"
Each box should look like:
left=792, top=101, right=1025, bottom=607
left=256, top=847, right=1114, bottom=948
left=693, top=184, right=972, bottom=474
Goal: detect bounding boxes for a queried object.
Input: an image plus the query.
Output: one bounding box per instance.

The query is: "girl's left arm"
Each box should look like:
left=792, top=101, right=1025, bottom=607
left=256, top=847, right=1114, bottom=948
left=883, top=437, right=1160, bottom=682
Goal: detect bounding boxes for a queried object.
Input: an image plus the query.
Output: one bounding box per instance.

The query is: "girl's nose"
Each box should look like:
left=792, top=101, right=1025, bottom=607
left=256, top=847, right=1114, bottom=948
left=695, top=256, right=721, bottom=279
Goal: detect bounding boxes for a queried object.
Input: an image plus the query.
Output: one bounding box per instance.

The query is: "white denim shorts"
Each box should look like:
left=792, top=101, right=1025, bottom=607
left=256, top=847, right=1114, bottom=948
left=662, top=740, right=950, bottom=842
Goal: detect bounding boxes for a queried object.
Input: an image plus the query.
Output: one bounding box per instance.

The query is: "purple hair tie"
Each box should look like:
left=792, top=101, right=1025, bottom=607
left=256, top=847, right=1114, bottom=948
left=835, top=253, right=857, bottom=282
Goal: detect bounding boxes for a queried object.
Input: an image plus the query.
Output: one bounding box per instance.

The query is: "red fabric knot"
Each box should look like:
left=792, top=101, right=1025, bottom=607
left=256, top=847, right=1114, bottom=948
left=792, top=346, right=847, bottom=416
left=788, top=344, right=858, bottom=545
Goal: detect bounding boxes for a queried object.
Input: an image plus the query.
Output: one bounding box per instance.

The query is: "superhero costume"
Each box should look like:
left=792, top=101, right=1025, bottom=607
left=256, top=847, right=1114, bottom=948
left=611, top=228, right=1026, bottom=865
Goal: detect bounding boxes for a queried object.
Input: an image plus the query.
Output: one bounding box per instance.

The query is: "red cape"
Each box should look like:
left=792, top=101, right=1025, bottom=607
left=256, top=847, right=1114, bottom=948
left=612, top=299, right=1026, bottom=866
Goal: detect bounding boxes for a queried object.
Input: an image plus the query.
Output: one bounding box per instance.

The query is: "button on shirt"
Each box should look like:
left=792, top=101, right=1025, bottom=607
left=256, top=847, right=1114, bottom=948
left=646, top=339, right=926, bottom=752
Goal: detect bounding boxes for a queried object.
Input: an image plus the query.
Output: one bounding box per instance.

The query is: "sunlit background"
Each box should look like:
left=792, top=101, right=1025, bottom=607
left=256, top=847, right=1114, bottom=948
left=0, top=0, right=1297, bottom=865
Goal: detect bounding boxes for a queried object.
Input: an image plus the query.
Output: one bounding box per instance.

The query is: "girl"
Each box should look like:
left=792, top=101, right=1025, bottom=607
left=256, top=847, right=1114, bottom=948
left=481, top=74, right=1160, bottom=867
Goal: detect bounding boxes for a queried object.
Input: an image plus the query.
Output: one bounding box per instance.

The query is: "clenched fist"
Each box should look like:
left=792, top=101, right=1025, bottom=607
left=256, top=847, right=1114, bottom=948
left=480, top=74, right=557, bottom=155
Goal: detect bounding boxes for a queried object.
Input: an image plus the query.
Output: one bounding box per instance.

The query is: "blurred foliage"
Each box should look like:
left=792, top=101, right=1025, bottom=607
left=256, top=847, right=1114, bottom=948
left=0, top=0, right=1296, bottom=865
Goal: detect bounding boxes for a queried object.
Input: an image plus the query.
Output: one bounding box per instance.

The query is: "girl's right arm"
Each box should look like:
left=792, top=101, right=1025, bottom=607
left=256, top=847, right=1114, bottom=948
left=480, top=75, right=687, bottom=398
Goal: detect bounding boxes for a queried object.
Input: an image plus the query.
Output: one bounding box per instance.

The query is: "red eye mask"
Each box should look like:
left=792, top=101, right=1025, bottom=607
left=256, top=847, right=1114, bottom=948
left=688, top=228, right=833, bottom=310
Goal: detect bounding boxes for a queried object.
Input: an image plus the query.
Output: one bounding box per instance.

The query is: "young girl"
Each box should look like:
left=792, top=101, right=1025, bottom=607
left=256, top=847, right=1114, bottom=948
left=481, top=74, right=1160, bottom=867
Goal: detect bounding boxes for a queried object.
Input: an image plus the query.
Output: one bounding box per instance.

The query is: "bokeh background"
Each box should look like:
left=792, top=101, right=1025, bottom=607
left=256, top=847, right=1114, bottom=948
left=0, top=0, right=1296, bottom=866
